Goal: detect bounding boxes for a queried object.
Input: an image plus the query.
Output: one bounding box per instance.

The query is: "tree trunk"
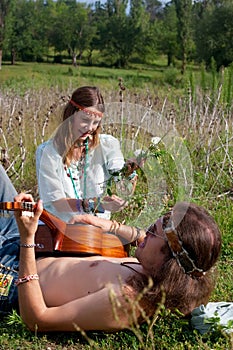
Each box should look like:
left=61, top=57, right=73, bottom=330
left=11, top=48, right=16, bottom=65
left=181, top=49, right=186, bottom=75
left=167, top=52, right=172, bottom=67
left=0, top=49, right=2, bottom=70
left=87, top=50, right=93, bottom=66
left=72, top=53, right=77, bottom=67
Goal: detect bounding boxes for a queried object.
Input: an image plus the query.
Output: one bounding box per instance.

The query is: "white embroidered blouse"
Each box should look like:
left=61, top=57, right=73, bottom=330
left=36, top=134, right=125, bottom=222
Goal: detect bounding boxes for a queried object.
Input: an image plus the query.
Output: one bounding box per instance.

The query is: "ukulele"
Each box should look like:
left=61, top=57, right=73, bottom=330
left=0, top=202, right=130, bottom=258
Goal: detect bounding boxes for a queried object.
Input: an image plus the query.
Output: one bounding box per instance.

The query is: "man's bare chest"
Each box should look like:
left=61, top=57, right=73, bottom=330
left=36, top=256, right=137, bottom=306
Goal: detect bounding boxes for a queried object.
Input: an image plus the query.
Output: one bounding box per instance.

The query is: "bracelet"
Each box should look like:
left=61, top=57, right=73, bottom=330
left=109, top=220, right=117, bottom=234
left=130, top=226, right=135, bottom=241
left=135, top=227, right=142, bottom=241
left=116, top=222, right=121, bottom=235
left=109, top=220, right=120, bottom=235
left=15, top=274, right=39, bottom=286
left=20, top=243, right=44, bottom=248
left=134, top=227, right=145, bottom=246
left=135, top=227, right=146, bottom=240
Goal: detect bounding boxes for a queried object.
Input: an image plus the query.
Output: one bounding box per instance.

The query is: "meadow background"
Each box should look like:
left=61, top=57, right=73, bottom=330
left=0, top=60, right=233, bottom=349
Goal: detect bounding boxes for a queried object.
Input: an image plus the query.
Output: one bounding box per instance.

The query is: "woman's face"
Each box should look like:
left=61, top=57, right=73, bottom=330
left=72, top=108, right=102, bottom=141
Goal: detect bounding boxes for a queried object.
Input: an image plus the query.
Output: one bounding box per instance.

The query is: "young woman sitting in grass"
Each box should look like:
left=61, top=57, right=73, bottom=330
left=36, top=86, right=137, bottom=223
left=0, top=165, right=221, bottom=332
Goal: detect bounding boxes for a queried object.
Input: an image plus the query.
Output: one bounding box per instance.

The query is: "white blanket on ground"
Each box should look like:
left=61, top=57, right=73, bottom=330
left=191, top=302, right=233, bottom=334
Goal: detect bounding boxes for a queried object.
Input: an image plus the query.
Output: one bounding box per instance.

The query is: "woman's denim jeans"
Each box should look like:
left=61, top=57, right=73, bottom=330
left=0, top=165, right=20, bottom=315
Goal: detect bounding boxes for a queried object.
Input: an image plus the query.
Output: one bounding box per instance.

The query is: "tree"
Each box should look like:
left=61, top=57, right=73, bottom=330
left=99, top=0, right=131, bottom=67
left=144, top=0, right=164, bottom=21
left=173, top=0, right=193, bottom=74
left=96, top=0, right=151, bottom=68
left=124, top=0, right=152, bottom=65
left=49, top=0, right=94, bottom=66
left=87, top=2, right=106, bottom=66
left=193, top=0, right=233, bottom=69
left=0, top=0, right=11, bottom=69
left=157, top=2, right=178, bottom=66
left=4, top=0, right=51, bottom=64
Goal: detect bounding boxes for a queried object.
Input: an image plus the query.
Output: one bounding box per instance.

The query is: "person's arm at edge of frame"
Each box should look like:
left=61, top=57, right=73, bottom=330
left=14, top=194, right=135, bottom=332
left=14, top=194, right=49, bottom=330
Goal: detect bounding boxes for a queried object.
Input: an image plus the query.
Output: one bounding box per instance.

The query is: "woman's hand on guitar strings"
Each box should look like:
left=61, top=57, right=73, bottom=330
left=69, top=214, right=112, bottom=233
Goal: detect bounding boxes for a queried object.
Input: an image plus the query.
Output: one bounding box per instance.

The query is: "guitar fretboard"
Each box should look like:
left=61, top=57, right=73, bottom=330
left=0, top=201, right=35, bottom=212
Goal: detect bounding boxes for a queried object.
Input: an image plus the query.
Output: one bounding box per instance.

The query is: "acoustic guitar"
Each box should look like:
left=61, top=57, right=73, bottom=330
left=0, top=202, right=130, bottom=258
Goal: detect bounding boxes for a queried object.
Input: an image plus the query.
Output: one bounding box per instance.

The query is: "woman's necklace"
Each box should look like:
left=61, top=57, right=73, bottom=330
left=66, top=138, right=89, bottom=199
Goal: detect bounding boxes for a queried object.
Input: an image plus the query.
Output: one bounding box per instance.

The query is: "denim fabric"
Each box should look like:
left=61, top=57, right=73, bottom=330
left=0, top=164, right=18, bottom=247
left=0, top=239, right=19, bottom=316
left=0, top=165, right=20, bottom=316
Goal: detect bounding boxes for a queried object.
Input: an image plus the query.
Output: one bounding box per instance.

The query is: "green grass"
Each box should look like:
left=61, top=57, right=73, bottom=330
left=0, top=61, right=233, bottom=349
left=0, top=306, right=232, bottom=349
left=0, top=59, right=203, bottom=96
left=1, top=61, right=163, bottom=92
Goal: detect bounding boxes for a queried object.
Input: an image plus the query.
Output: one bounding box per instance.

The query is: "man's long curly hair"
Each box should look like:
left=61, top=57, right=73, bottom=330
left=127, top=202, right=222, bottom=320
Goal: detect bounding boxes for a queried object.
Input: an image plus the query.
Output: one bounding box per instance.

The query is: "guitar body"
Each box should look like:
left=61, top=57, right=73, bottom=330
left=35, top=223, right=129, bottom=258
left=0, top=202, right=130, bottom=258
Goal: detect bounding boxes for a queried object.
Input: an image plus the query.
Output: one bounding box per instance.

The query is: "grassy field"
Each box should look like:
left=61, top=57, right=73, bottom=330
left=0, top=61, right=233, bottom=349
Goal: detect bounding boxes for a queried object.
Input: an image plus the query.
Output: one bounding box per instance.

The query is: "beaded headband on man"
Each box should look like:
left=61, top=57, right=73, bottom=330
left=69, top=99, right=104, bottom=118
left=163, top=213, right=205, bottom=279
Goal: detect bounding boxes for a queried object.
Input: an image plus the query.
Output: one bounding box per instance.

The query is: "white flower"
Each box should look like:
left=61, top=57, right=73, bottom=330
left=134, top=149, right=147, bottom=157
left=151, top=137, right=161, bottom=145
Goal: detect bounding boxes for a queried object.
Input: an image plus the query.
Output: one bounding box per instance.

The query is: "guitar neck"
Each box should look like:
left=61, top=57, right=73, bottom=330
left=0, top=201, right=62, bottom=232
left=0, top=201, right=35, bottom=212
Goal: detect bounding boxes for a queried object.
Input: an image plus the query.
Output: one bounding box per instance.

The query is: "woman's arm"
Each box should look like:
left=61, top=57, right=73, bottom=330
left=69, top=213, right=146, bottom=245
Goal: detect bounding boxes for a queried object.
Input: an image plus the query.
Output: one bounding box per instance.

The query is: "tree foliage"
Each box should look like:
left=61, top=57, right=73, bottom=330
left=193, top=0, right=233, bottom=69
left=49, top=0, right=95, bottom=65
left=0, top=0, right=12, bottom=68
left=1, top=0, right=233, bottom=69
left=4, top=0, right=51, bottom=63
left=156, top=2, right=178, bottom=66
left=173, top=0, right=193, bottom=74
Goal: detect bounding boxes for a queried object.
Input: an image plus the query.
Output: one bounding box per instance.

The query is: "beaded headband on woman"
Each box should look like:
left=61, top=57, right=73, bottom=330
left=163, top=213, right=205, bottom=279
left=69, top=99, right=104, bottom=118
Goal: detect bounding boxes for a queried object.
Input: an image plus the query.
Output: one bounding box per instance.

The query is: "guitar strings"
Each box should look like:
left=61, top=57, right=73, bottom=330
left=0, top=201, right=35, bottom=217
